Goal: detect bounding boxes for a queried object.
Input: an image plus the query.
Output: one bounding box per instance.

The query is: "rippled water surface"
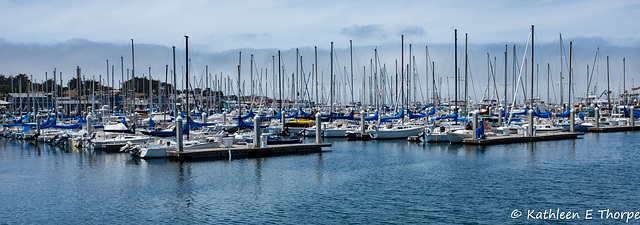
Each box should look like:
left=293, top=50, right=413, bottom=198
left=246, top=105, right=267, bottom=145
left=1, top=132, right=639, bottom=224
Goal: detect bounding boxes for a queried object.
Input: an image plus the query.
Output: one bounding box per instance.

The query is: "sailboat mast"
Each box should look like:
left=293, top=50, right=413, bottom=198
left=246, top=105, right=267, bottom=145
left=623, top=57, right=627, bottom=105
left=350, top=40, right=354, bottom=104
left=172, top=46, right=177, bottom=118
left=401, top=35, right=404, bottom=111
left=149, top=67, right=152, bottom=112
left=330, top=42, right=334, bottom=112
left=504, top=45, right=508, bottom=108
left=560, top=34, right=564, bottom=107
left=454, top=29, right=458, bottom=115
left=547, top=64, right=550, bottom=105
left=607, top=56, right=611, bottom=110
left=278, top=51, right=282, bottom=110
left=314, top=46, right=318, bottom=110
left=464, top=33, right=468, bottom=113
left=531, top=25, right=534, bottom=109
left=185, top=35, right=190, bottom=140
left=238, top=52, right=242, bottom=126
left=568, top=41, right=572, bottom=110
left=131, top=39, right=135, bottom=114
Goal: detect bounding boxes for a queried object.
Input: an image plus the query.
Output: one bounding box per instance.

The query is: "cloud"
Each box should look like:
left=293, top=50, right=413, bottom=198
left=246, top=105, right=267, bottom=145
left=341, top=25, right=387, bottom=40
left=397, top=25, right=426, bottom=38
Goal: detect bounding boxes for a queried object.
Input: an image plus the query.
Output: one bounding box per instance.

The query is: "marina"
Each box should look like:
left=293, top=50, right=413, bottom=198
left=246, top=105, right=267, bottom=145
left=2, top=1, right=640, bottom=222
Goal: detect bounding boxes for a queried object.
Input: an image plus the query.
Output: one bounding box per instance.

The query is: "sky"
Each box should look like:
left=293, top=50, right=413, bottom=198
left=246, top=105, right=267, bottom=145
left=1, top=0, right=639, bottom=105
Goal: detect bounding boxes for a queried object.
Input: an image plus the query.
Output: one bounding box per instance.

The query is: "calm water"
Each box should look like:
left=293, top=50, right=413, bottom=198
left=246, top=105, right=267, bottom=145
left=1, top=132, right=640, bottom=224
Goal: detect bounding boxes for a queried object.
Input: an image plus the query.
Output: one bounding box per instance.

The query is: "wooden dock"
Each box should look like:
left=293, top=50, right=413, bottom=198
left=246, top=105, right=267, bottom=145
left=587, top=125, right=640, bottom=133
left=167, top=143, right=332, bottom=160
left=463, top=132, right=583, bottom=145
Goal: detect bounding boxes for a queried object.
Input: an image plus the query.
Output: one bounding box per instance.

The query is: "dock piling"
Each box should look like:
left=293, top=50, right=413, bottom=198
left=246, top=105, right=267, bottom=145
left=316, top=113, right=321, bottom=144
left=222, top=112, right=227, bottom=126
left=595, top=107, right=600, bottom=128
left=360, top=110, right=365, bottom=135
left=177, top=116, right=184, bottom=152
left=570, top=108, right=575, bottom=133
left=528, top=109, right=534, bottom=136
left=632, top=106, right=635, bottom=127
left=498, top=107, right=503, bottom=126
left=472, top=111, right=478, bottom=141
left=254, top=115, right=261, bottom=148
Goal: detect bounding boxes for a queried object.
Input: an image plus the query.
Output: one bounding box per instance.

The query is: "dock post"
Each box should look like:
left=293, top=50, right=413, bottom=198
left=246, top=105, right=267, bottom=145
left=176, top=116, right=184, bottom=152
left=631, top=106, right=635, bottom=127
left=472, top=111, right=478, bottom=141
left=595, top=107, right=600, bottom=128
left=253, top=115, right=261, bottom=148
left=316, top=113, right=322, bottom=144
left=222, top=112, right=227, bottom=127
left=528, top=109, right=534, bottom=136
left=281, top=111, right=286, bottom=133
left=498, top=107, right=503, bottom=126
left=133, top=112, right=138, bottom=131
left=36, top=115, right=41, bottom=138
left=360, top=110, right=366, bottom=135
left=570, top=108, right=575, bottom=133
left=86, top=113, right=91, bottom=136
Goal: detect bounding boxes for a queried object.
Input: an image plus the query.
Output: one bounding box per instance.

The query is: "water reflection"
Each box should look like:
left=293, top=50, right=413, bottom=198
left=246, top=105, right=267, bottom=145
left=315, top=153, right=324, bottom=183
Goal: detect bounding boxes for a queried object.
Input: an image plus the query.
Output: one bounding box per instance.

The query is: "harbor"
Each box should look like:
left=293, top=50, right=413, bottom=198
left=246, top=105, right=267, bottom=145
left=3, top=0, right=640, bottom=223
left=2, top=131, right=640, bottom=224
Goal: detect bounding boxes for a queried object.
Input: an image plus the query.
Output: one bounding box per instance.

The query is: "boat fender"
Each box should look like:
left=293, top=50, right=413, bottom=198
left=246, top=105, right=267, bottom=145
left=425, top=128, right=432, bottom=135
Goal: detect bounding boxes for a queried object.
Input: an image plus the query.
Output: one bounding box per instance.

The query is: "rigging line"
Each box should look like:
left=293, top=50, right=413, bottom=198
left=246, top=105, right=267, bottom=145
left=508, top=30, right=532, bottom=124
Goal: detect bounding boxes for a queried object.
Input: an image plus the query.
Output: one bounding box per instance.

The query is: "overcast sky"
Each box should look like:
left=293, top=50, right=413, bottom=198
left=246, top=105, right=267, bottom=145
left=1, top=0, right=639, bottom=104
left=2, top=0, right=639, bottom=49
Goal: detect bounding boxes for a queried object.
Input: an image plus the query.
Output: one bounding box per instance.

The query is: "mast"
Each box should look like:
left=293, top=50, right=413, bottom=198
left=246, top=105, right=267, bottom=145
left=172, top=46, right=177, bottom=118
left=112, top=65, right=115, bottom=112
left=426, top=46, right=429, bottom=106
left=278, top=50, right=282, bottom=110
left=547, top=63, right=550, bottom=105
left=149, top=67, right=152, bottom=112
left=623, top=57, right=627, bottom=105
left=295, top=49, right=298, bottom=108
left=237, top=52, right=242, bottom=126
left=504, top=45, right=508, bottom=108
left=121, top=55, right=124, bottom=112
left=53, top=68, right=57, bottom=119
left=454, top=29, right=458, bottom=116
left=401, top=35, right=404, bottom=110
left=607, top=56, right=611, bottom=110
left=350, top=40, right=354, bottom=104
left=464, top=33, right=468, bottom=114
left=568, top=41, right=572, bottom=110
left=131, top=39, right=135, bottom=113
left=185, top=35, right=190, bottom=140
left=315, top=46, right=318, bottom=110
left=106, top=60, right=109, bottom=111
left=559, top=34, right=564, bottom=108
left=531, top=25, right=534, bottom=109
left=250, top=55, right=253, bottom=110
left=432, top=62, right=436, bottom=106
left=330, top=42, right=334, bottom=112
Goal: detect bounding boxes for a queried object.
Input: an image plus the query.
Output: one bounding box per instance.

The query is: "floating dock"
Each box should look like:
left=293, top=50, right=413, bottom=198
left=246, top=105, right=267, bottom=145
left=587, top=125, right=640, bottom=133
left=167, top=143, right=332, bottom=160
left=463, top=132, right=583, bottom=145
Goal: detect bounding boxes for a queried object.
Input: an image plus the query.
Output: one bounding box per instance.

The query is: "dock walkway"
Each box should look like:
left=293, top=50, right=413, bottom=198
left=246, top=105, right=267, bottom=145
left=167, top=143, right=332, bottom=160
left=463, top=132, right=583, bottom=145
